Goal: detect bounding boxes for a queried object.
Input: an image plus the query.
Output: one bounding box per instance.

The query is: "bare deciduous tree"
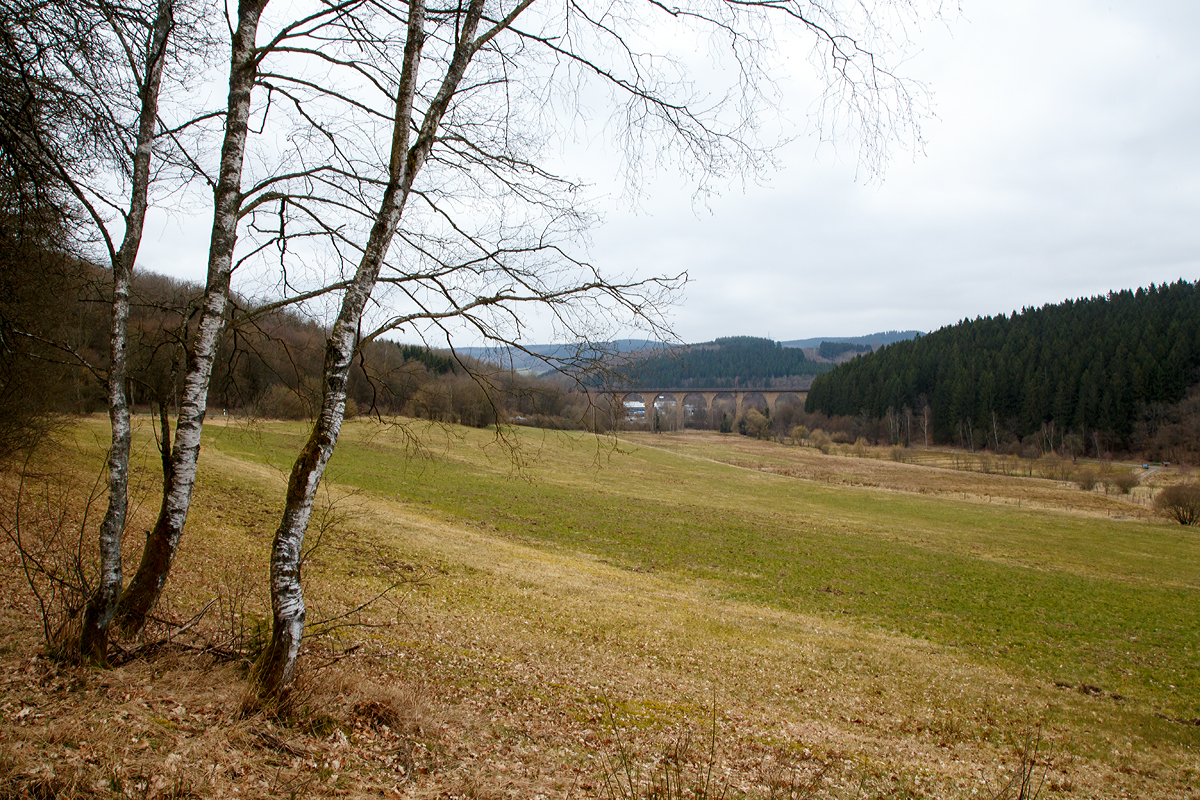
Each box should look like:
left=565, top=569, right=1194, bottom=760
left=238, top=0, right=948, bottom=697
left=114, top=0, right=274, bottom=635
left=116, top=0, right=369, bottom=636
left=1, top=0, right=183, bottom=660
left=1155, top=483, right=1200, bottom=526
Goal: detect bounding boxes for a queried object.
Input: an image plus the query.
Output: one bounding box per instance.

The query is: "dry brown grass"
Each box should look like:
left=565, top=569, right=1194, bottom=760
left=2, top=419, right=1199, bottom=798
left=623, top=431, right=1162, bottom=520
left=0, top=643, right=452, bottom=799
left=0, top=432, right=451, bottom=799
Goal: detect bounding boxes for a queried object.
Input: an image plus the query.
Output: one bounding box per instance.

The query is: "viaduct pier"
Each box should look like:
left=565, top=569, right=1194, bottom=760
left=579, top=386, right=809, bottom=425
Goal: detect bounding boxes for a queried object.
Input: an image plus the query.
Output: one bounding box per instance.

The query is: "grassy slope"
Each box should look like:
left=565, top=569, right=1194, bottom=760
left=210, top=422, right=1200, bottom=722
left=5, top=418, right=1200, bottom=798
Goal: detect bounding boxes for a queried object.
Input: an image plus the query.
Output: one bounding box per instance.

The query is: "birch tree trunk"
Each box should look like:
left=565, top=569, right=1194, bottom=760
left=117, top=0, right=268, bottom=635
left=253, top=0, right=491, bottom=697
left=79, top=0, right=174, bottom=663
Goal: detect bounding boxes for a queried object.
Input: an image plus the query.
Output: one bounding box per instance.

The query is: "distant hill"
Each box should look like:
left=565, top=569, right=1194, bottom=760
left=453, top=340, right=657, bottom=376
left=613, top=336, right=832, bottom=389
left=463, top=333, right=918, bottom=384
left=805, top=281, right=1200, bottom=452
left=780, top=330, right=922, bottom=349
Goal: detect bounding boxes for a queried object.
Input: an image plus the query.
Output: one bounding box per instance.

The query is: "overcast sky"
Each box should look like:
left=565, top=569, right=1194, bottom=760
left=139, top=0, right=1200, bottom=345
left=570, top=0, right=1200, bottom=342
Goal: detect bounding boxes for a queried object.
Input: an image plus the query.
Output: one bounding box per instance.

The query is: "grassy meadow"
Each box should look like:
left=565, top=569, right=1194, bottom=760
left=3, top=416, right=1200, bottom=798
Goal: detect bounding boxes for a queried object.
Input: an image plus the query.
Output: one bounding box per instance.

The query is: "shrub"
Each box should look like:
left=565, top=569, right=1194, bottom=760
left=259, top=384, right=312, bottom=420
left=789, top=425, right=809, bottom=442
left=890, top=445, right=905, bottom=463
left=737, top=409, right=770, bottom=439
left=1034, top=453, right=1063, bottom=479
left=999, top=455, right=1022, bottom=476
left=1075, top=467, right=1098, bottom=491
left=1155, top=483, right=1200, bottom=525
left=1107, top=472, right=1139, bottom=495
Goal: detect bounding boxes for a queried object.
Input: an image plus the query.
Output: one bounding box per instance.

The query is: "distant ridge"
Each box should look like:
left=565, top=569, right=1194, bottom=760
left=454, top=339, right=657, bottom=375
left=460, top=332, right=924, bottom=377
left=611, top=336, right=831, bottom=389
left=780, top=330, right=922, bottom=349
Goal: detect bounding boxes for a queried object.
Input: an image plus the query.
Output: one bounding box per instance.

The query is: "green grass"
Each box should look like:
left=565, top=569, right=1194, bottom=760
left=206, top=420, right=1200, bottom=722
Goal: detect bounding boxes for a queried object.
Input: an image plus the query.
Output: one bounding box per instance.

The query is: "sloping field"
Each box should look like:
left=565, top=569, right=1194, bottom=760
left=3, top=419, right=1200, bottom=798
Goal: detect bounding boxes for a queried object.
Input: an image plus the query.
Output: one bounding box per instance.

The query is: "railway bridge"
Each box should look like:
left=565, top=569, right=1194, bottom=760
left=580, top=386, right=808, bottom=426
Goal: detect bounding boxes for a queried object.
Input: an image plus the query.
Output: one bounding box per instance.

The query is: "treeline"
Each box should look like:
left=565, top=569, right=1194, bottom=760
left=1, top=264, right=605, bottom=434
left=805, top=280, right=1200, bottom=458
left=0, top=206, right=92, bottom=457
left=722, top=400, right=921, bottom=448
left=620, top=336, right=833, bottom=388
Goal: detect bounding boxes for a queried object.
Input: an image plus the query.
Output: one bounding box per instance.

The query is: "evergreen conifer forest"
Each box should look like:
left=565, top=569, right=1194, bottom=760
left=805, top=280, right=1200, bottom=456
left=618, top=336, right=835, bottom=389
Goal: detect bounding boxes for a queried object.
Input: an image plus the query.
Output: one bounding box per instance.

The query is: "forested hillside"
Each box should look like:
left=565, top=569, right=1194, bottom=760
left=805, top=281, right=1200, bottom=454
left=619, top=336, right=834, bottom=388
left=1, top=265, right=596, bottom=431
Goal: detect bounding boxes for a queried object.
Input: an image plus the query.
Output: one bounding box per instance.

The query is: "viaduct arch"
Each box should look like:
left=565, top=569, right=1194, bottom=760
left=582, top=387, right=807, bottom=426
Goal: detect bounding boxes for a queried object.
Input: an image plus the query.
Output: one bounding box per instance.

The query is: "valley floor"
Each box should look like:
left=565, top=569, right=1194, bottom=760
left=3, top=420, right=1199, bottom=798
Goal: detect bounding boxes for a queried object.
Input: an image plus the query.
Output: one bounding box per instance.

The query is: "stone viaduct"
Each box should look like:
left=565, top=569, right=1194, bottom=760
left=579, top=386, right=808, bottom=426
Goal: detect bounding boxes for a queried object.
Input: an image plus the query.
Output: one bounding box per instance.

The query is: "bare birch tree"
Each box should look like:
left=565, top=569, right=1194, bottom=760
left=241, top=0, right=947, bottom=697
left=115, top=0, right=371, bottom=635
left=3, top=0, right=377, bottom=656
left=112, top=0, right=274, bottom=635
left=80, top=0, right=176, bottom=662
left=0, top=0, right=183, bottom=661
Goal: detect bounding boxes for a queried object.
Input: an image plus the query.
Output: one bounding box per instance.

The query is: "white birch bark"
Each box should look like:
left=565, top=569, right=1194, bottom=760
left=117, top=0, right=268, bottom=634
left=255, top=0, right=502, bottom=696
left=79, top=0, right=174, bottom=662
